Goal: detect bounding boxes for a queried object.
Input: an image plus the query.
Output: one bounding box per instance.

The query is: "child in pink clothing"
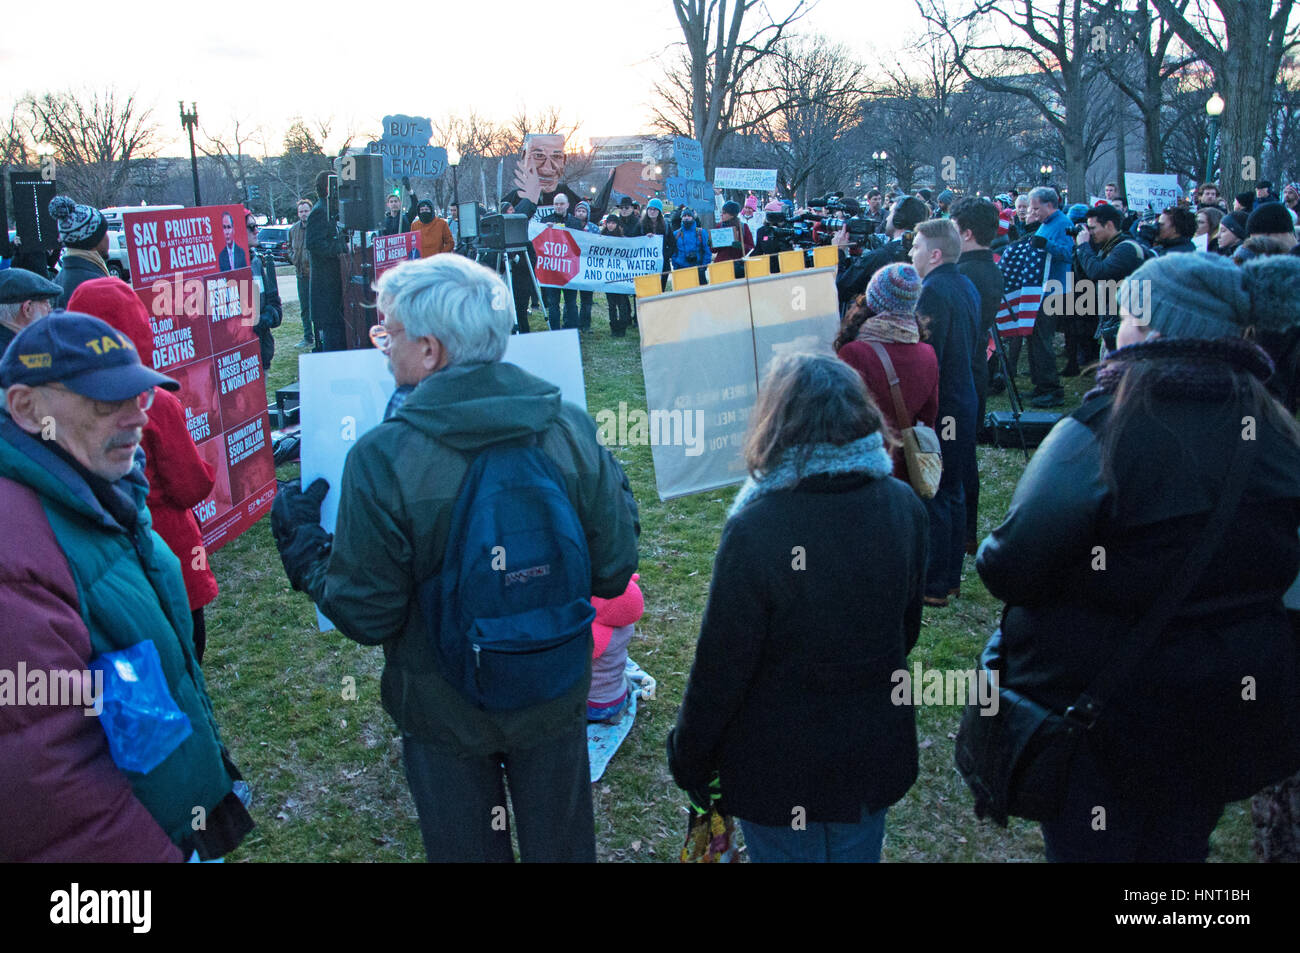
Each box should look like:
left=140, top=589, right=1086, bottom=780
left=588, top=574, right=644, bottom=722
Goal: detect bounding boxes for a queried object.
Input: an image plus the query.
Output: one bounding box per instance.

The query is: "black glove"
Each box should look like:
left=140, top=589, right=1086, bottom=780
left=401, top=175, right=411, bottom=192
left=665, top=729, right=723, bottom=814
left=1030, top=234, right=1047, bottom=250
left=271, top=478, right=329, bottom=550
left=278, top=523, right=332, bottom=592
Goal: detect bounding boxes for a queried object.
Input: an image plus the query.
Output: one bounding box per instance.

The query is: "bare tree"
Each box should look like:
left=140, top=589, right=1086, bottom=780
left=199, top=118, right=262, bottom=206
left=919, top=0, right=1101, bottom=202
left=1089, top=0, right=1198, bottom=174
left=1148, top=0, right=1300, bottom=197
left=652, top=0, right=812, bottom=175
left=0, top=103, right=34, bottom=169
left=21, top=88, right=158, bottom=207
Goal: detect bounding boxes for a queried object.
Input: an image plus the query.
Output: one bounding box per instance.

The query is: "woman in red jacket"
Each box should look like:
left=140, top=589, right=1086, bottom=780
left=835, top=263, right=939, bottom=483
left=68, top=278, right=220, bottom=660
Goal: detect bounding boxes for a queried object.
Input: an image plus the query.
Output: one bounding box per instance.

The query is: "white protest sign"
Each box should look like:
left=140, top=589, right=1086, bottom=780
left=714, top=167, right=779, bottom=191
left=1124, top=173, right=1181, bottom=213
left=299, top=331, right=587, bottom=631
left=528, top=222, right=662, bottom=294
left=709, top=226, right=737, bottom=249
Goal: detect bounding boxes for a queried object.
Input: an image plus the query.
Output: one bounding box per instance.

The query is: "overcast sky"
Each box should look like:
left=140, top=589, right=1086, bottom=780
left=2, top=0, right=925, bottom=154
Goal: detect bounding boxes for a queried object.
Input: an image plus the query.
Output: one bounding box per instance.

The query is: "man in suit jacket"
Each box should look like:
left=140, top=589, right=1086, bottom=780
left=217, top=211, right=248, bottom=272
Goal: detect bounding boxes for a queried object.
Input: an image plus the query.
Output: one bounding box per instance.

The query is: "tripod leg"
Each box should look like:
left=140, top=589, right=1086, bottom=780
left=499, top=255, right=519, bottom=332
left=991, top=328, right=1031, bottom=461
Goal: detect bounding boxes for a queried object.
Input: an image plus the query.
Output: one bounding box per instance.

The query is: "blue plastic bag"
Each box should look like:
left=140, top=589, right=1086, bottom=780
left=89, top=641, right=192, bottom=775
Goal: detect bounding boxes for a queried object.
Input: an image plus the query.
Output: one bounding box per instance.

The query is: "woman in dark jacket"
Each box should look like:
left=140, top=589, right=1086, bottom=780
left=668, top=352, right=928, bottom=862
left=599, top=215, right=634, bottom=337
left=641, top=199, right=675, bottom=291
left=975, top=253, right=1300, bottom=862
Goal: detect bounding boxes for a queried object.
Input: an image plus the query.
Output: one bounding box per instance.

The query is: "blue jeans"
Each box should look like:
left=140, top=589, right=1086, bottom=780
left=401, top=724, right=596, bottom=863
left=542, top=287, right=578, bottom=330
left=740, top=805, right=887, bottom=862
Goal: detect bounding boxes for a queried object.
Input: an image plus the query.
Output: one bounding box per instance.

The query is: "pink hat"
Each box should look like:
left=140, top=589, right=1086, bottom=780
left=764, top=199, right=785, bottom=213
left=591, top=574, right=644, bottom=658
left=743, top=194, right=758, bottom=212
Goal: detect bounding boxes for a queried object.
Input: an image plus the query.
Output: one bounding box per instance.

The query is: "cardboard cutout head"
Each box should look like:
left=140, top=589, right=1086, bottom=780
left=524, top=134, right=567, bottom=194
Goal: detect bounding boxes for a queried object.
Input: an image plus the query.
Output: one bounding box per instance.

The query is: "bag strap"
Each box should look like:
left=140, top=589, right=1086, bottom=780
left=865, top=341, right=914, bottom=430
left=1065, top=434, right=1259, bottom=728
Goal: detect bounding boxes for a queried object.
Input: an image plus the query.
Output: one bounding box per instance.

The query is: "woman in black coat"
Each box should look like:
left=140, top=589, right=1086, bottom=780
left=976, top=253, right=1300, bottom=862
left=667, top=352, right=928, bottom=862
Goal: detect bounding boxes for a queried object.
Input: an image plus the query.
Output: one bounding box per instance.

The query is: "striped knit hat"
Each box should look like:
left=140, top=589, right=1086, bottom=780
left=866, top=263, right=922, bottom=316
left=48, top=195, right=107, bottom=250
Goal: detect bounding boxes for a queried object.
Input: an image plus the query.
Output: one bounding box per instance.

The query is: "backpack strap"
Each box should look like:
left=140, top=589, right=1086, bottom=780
left=865, top=341, right=914, bottom=429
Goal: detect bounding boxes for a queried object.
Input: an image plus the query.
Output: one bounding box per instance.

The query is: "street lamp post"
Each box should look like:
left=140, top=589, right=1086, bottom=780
left=179, top=102, right=201, bottom=207
left=447, top=145, right=461, bottom=210
left=872, top=150, right=888, bottom=192
left=1040, top=163, right=1053, bottom=186
left=1205, top=92, right=1225, bottom=187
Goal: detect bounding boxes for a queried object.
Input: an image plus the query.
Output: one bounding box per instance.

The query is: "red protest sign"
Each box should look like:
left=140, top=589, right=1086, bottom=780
left=373, top=232, right=420, bottom=282
left=533, top=227, right=581, bottom=286
left=129, top=208, right=276, bottom=554
left=123, top=204, right=250, bottom=289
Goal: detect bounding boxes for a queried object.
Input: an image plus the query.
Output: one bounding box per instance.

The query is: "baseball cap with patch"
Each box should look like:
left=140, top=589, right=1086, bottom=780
left=0, top=312, right=179, bottom=400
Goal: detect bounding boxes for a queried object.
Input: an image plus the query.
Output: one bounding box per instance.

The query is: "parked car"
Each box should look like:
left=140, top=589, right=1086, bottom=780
left=106, top=230, right=131, bottom=281
left=257, top=225, right=292, bottom=264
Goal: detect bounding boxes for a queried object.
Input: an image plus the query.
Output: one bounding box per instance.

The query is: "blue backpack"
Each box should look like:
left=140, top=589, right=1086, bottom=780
left=419, top=438, right=595, bottom=711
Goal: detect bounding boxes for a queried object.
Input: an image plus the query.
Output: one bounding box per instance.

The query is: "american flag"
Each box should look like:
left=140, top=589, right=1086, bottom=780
left=994, top=237, right=1051, bottom=337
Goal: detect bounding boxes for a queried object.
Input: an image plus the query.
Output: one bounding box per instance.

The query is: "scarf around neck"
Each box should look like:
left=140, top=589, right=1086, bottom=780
left=64, top=247, right=109, bottom=276
left=1084, top=336, right=1274, bottom=403
left=728, top=432, right=895, bottom=518
left=856, top=311, right=920, bottom=344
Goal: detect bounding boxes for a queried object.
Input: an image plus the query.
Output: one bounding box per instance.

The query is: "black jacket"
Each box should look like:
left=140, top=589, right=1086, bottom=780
left=836, top=238, right=907, bottom=305
left=379, top=194, right=416, bottom=236
left=250, top=248, right=283, bottom=369
left=977, top=390, right=1300, bottom=802
left=615, top=212, right=642, bottom=238
left=53, top=253, right=109, bottom=309
left=1074, top=233, right=1146, bottom=282
left=916, top=263, right=980, bottom=433
left=668, top=472, right=928, bottom=825
left=305, top=200, right=345, bottom=330
left=1155, top=237, right=1197, bottom=256
left=957, top=249, right=1004, bottom=402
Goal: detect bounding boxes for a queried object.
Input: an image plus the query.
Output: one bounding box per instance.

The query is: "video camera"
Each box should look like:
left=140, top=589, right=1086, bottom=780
left=803, top=192, right=873, bottom=246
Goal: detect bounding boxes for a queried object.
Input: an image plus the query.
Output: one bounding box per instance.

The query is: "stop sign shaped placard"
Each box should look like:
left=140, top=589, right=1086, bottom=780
left=533, top=227, right=581, bottom=286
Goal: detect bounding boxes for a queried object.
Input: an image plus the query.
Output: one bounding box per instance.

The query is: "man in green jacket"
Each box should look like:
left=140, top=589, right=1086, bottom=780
left=272, top=253, right=639, bottom=862
left=0, top=313, right=252, bottom=861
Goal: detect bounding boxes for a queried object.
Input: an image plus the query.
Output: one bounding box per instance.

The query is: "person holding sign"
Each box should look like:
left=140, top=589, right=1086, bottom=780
left=670, top=207, right=711, bottom=283
left=713, top=201, right=754, bottom=275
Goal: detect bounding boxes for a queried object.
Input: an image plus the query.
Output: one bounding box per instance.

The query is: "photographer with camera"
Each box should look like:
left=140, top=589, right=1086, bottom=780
left=1075, top=202, right=1149, bottom=354
left=1138, top=205, right=1198, bottom=257
left=753, top=200, right=794, bottom=260
left=834, top=196, right=929, bottom=307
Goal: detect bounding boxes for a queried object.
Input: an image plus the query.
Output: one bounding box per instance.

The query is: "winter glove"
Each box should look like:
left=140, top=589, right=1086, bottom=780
left=1030, top=234, right=1047, bottom=250
left=271, top=477, right=329, bottom=548
left=278, top=523, right=332, bottom=592
left=665, top=728, right=723, bottom=815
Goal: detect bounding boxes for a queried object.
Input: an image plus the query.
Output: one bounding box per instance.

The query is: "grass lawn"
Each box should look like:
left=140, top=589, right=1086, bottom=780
left=204, top=276, right=1257, bottom=862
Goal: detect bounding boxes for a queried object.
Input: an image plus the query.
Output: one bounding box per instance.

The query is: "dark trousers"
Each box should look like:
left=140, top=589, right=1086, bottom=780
left=191, top=608, right=207, bottom=664
left=924, top=439, right=970, bottom=598
left=512, top=267, right=534, bottom=333
left=578, top=290, right=593, bottom=329
left=966, top=350, right=990, bottom=543
left=401, top=723, right=596, bottom=863
left=542, top=288, right=578, bottom=330
left=606, top=293, right=631, bottom=334
left=296, top=275, right=312, bottom=341
left=1041, top=741, right=1224, bottom=862
left=315, top=323, right=346, bottom=352
left=1026, top=307, right=1061, bottom=394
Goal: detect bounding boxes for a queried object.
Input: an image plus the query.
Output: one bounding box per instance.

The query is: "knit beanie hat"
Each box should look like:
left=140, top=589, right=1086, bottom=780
left=1067, top=203, right=1090, bottom=223
left=721, top=200, right=741, bottom=216
left=48, top=195, right=107, bottom=250
left=417, top=199, right=434, bottom=213
left=743, top=194, right=758, bottom=212
left=917, top=189, right=932, bottom=202
left=936, top=189, right=955, bottom=205
left=646, top=198, right=663, bottom=212
left=866, top=263, right=922, bottom=316
left=764, top=199, right=784, bottom=213
left=590, top=573, right=644, bottom=657
left=1220, top=211, right=1248, bottom=241
left=1247, top=201, right=1294, bottom=236
left=576, top=200, right=591, bottom=218
left=1117, top=253, right=1300, bottom=341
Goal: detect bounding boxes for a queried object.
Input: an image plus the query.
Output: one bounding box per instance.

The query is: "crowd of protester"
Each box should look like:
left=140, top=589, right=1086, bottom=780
left=3, top=162, right=1300, bottom=866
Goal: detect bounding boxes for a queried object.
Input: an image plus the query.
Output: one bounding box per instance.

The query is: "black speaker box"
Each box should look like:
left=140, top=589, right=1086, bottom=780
left=479, top=213, right=530, bottom=249
left=339, top=153, right=385, bottom=231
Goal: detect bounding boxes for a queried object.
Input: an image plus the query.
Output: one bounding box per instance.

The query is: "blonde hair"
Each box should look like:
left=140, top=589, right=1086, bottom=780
left=915, top=218, right=961, bottom=263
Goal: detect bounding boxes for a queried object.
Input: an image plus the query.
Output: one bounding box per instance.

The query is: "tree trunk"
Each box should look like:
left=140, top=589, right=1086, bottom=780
left=1115, top=86, right=1128, bottom=192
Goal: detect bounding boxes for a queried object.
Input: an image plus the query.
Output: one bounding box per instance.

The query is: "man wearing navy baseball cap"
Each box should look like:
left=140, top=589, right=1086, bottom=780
left=0, top=311, right=253, bottom=862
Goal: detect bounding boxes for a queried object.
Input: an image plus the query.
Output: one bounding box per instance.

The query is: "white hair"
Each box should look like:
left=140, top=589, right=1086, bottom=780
left=0, top=302, right=25, bottom=324
left=374, top=254, right=513, bottom=365
left=1028, top=186, right=1059, bottom=208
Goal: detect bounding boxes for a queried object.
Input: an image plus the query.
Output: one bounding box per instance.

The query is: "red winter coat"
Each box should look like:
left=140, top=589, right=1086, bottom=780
left=838, top=339, right=940, bottom=482
left=713, top=222, right=754, bottom=262
left=67, top=279, right=219, bottom=610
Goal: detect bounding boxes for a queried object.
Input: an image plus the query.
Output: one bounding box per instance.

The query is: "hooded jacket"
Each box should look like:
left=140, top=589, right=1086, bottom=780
left=411, top=209, right=455, bottom=258
left=0, top=416, right=250, bottom=861
left=65, top=278, right=220, bottom=613
left=671, top=219, right=713, bottom=269
left=302, top=360, right=639, bottom=753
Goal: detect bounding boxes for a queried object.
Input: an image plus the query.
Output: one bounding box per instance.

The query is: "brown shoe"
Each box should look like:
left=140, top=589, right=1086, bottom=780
left=948, top=587, right=961, bottom=599
left=924, top=595, right=950, bottom=608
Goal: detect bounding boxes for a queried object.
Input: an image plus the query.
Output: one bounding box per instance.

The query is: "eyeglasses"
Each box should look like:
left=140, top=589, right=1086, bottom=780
left=46, top=382, right=155, bottom=417
left=247, top=223, right=259, bottom=233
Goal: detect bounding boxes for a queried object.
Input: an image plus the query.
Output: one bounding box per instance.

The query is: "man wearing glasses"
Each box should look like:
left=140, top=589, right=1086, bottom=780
left=0, top=313, right=253, bottom=861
